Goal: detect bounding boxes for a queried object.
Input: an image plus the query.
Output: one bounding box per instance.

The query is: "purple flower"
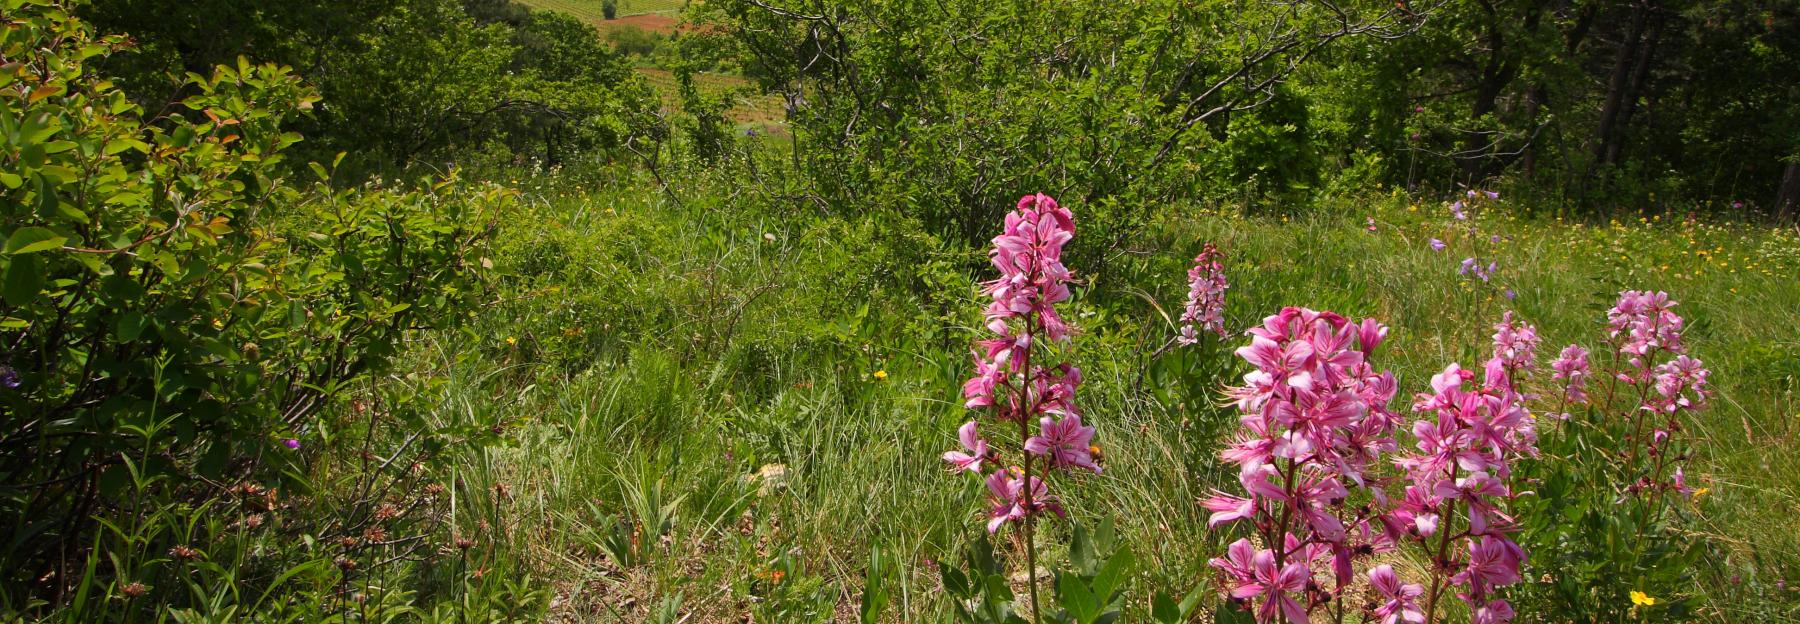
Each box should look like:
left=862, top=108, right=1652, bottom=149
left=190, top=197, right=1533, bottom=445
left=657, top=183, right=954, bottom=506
left=0, top=366, right=18, bottom=390
left=283, top=438, right=301, bottom=450
left=1503, top=288, right=1516, bottom=300
left=1429, top=238, right=1446, bottom=251
left=1413, top=106, right=1424, bottom=113
left=1451, top=201, right=1467, bottom=220
left=1491, top=311, right=1540, bottom=369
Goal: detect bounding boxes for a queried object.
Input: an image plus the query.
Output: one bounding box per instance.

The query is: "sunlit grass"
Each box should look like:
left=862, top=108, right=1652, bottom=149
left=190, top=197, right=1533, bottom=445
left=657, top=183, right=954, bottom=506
left=454, top=171, right=1800, bottom=621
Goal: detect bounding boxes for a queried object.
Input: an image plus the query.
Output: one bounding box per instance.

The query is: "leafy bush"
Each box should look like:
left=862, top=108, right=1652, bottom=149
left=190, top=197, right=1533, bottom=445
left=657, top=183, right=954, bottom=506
left=0, top=0, right=509, bottom=611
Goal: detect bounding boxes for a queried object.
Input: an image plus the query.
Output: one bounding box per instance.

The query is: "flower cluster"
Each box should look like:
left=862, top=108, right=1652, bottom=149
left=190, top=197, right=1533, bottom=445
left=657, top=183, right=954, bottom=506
left=1606, top=290, right=1687, bottom=380
left=1549, top=344, right=1590, bottom=416
left=946, top=193, right=1095, bottom=538
left=1601, top=291, right=1710, bottom=500
left=1459, top=257, right=1498, bottom=282
left=1206, top=307, right=1401, bottom=622
left=1177, top=243, right=1229, bottom=344
left=1490, top=312, right=1541, bottom=371
left=1386, top=354, right=1534, bottom=622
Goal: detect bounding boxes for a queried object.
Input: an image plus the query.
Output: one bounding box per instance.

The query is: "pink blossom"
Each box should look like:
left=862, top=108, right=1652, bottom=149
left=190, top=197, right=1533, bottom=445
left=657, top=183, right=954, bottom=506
left=1451, top=536, right=1523, bottom=596
left=1202, top=492, right=1256, bottom=527
left=1469, top=599, right=1515, bottom=624
left=1369, top=565, right=1425, bottom=624
left=1025, top=414, right=1099, bottom=473
left=1550, top=344, right=1591, bottom=408
left=1490, top=312, right=1540, bottom=370
left=942, top=421, right=989, bottom=473
left=1245, top=550, right=1312, bottom=624
left=985, top=468, right=1063, bottom=533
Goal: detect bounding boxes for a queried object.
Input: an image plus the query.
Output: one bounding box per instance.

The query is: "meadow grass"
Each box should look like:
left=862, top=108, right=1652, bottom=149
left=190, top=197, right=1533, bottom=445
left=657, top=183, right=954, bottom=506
left=516, top=0, right=687, bottom=21
left=436, top=169, right=1800, bottom=622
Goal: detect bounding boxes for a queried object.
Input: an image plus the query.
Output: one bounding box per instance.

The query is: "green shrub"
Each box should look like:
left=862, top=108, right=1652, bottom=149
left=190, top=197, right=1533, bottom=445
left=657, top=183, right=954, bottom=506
left=0, top=0, right=509, bottom=610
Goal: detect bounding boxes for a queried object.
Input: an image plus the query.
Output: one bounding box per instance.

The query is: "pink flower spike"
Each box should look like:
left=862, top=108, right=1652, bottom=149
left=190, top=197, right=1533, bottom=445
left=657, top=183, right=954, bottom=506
left=1178, top=243, right=1230, bottom=342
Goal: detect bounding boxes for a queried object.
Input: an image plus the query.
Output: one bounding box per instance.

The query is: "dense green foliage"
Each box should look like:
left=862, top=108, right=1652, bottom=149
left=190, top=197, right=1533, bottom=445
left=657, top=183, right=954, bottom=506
left=693, top=0, right=1798, bottom=238
left=1, top=1, right=520, bottom=616
left=83, top=0, right=659, bottom=170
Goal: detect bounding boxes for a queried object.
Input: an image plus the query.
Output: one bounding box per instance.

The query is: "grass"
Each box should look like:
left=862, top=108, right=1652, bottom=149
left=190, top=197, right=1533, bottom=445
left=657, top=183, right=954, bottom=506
left=438, top=169, right=1800, bottom=622
left=515, top=0, right=687, bottom=22
left=635, top=68, right=786, bottom=129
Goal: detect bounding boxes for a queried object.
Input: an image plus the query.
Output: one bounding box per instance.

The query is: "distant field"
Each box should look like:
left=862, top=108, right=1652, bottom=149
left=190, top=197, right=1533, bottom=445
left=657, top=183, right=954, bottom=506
left=635, top=68, right=787, bottom=132
left=516, top=0, right=686, bottom=23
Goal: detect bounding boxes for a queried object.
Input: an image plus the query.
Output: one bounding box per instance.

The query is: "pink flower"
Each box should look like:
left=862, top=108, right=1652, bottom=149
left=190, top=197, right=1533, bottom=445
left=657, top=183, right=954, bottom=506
left=1369, top=565, right=1425, bottom=624
left=942, top=421, right=989, bottom=473
left=1469, top=599, right=1515, bottom=624
left=956, top=193, right=1089, bottom=538
left=1246, top=550, right=1312, bottom=624
left=1672, top=466, right=1694, bottom=497
left=1608, top=291, right=1685, bottom=359
left=1202, top=492, right=1255, bottom=527
left=1491, top=312, right=1540, bottom=370
left=1025, top=414, right=1100, bottom=473
left=283, top=438, right=300, bottom=450
left=1452, top=536, right=1523, bottom=595
left=985, top=468, right=1063, bottom=533
left=1550, top=344, right=1591, bottom=408
left=1178, top=243, right=1229, bottom=343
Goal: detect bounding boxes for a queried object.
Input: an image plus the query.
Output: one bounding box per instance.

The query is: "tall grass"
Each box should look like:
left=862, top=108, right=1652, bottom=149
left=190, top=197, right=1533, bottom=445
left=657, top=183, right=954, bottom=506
left=434, top=168, right=1800, bottom=621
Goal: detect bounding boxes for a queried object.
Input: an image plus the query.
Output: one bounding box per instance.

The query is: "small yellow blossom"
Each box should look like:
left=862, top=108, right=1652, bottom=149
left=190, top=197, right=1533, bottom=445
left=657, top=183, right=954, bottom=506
left=1631, top=591, right=1657, bottom=606
left=873, top=370, right=888, bottom=380
left=1693, top=487, right=1710, bottom=498
left=504, top=336, right=517, bottom=345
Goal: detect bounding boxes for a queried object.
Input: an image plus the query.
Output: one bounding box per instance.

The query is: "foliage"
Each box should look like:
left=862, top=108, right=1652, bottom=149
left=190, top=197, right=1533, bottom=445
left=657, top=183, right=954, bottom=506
left=83, top=0, right=660, bottom=170
left=0, top=0, right=511, bottom=615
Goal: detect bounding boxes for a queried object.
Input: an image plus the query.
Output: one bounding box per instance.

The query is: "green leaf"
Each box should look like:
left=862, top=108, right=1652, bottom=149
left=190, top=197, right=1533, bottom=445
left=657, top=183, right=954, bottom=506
left=1150, top=592, right=1180, bottom=623
left=3, top=255, right=45, bottom=306
left=1058, top=573, right=1099, bottom=623
left=115, top=311, right=150, bottom=341
left=6, top=226, right=66, bottom=254
left=1213, top=601, right=1256, bottom=624
left=1091, top=548, right=1134, bottom=603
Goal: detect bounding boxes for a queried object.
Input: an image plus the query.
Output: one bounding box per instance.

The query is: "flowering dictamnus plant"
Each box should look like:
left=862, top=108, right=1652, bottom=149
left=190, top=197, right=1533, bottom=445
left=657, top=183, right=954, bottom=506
left=1500, top=290, right=1715, bottom=618
left=945, top=193, right=1097, bottom=623
left=1204, top=307, right=1404, bottom=623
left=1178, top=243, right=1230, bottom=345
left=1205, top=307, right=1544, bottom=624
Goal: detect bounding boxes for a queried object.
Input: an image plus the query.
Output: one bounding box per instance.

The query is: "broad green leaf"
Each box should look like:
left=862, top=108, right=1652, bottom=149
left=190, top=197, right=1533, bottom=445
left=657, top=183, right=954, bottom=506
left=5, top=227, right=65, bottom=254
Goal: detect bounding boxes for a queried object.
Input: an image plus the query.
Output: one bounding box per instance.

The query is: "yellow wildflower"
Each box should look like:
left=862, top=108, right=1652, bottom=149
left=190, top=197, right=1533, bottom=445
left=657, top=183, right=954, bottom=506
left=1631, top=591, right=1657, bottom=606
left=873, top=370, right=888, bottom=380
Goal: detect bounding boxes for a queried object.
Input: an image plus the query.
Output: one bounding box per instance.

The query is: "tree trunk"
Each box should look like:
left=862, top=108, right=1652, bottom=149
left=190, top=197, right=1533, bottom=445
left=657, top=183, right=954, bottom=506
left=1584, top=1, right=1651, bottom=190
left=1605, top=9, right=1664, bottom=169
left=1777, top=160, right=1800, bottom=223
